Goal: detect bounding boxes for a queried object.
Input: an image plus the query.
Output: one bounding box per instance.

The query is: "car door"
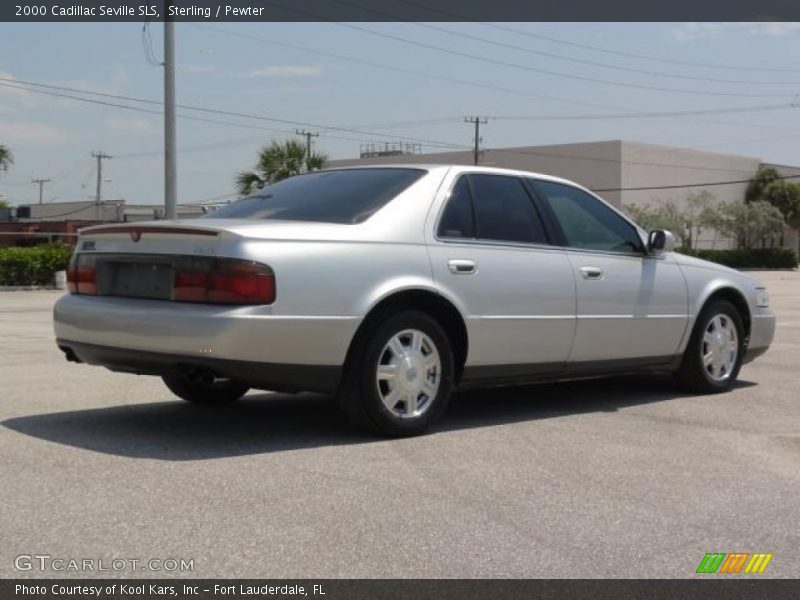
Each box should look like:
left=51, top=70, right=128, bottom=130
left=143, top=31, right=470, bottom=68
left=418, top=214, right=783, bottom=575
left=531, top=178, right=689, bottom=367
left=426, top=172, right=576, bottom=381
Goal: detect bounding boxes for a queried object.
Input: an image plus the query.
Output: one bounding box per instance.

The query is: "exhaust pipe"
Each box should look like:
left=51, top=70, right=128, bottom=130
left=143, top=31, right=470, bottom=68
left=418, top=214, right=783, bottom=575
left=59, top=345, right=82, bottom=364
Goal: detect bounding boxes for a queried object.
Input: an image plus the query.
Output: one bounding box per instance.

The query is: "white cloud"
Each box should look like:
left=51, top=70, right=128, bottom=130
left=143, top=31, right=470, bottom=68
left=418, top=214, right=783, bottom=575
left=236, top=65, right=323, bottom=78
left=0, top=120, right=68, bottom=146
left=670, top=22, right=800, bottom=42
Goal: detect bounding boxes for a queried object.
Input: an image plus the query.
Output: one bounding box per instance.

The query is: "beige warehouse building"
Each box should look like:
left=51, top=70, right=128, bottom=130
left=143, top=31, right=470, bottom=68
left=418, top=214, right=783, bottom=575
left=329, top=140, right=799, bottom=251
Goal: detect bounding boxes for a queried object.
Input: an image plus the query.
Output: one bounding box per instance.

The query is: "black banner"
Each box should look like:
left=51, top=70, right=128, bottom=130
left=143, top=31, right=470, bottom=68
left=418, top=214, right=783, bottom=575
left=3, top=0, right=800, bottom=22
left=3, top=580, right=800, bottom=600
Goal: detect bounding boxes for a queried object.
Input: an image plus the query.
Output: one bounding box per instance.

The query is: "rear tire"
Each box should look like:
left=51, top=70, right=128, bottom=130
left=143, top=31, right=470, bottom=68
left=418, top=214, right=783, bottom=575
left=162, top=373, right=249, bottom=405
left=338, top=310, right=455, bottom=437
left=676, top=299, right=745, bottom=393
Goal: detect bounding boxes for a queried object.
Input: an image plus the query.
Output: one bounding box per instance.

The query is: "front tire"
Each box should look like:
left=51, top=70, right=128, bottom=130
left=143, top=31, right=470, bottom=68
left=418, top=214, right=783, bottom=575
left=338, top=310, right=455, bottom=437
left=676, top=299, right=745, bottom=393
left=162, top=373, right=249, bottom=405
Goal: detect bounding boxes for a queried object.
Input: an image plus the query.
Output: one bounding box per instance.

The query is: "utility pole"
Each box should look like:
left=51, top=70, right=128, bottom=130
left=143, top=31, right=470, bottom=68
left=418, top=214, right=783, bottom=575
left=164, top=14, right=177, bottom=220
left=464, top=116, right=488, bottom=165
left=31, top=178, right=51, bottom=204
left=295, top=129, right=319, bottom=162
left=91, top=151, right=112, bottom=219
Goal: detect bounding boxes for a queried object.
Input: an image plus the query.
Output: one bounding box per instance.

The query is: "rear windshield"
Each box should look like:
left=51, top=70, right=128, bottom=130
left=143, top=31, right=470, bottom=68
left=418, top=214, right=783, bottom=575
left=206, top=168, right=427, bottom=224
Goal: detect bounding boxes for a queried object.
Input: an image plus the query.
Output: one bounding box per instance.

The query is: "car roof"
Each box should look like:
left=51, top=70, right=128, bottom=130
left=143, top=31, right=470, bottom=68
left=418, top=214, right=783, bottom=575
left=319, top=163, right=581, bottom=188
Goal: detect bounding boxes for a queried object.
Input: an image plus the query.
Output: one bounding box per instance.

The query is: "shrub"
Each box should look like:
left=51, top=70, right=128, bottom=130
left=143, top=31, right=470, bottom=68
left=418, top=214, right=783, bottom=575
left=0, top=243, right=74, bottom=286
left=677, top=247, right=798, bottom=269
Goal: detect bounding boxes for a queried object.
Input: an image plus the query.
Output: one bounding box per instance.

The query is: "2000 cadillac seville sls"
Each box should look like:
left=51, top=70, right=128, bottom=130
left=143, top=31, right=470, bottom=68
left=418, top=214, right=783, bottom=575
left=54, top=166, right=776, bottom=436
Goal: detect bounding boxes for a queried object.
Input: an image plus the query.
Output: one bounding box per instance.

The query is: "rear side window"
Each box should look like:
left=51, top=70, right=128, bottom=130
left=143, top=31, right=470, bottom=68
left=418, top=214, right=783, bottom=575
left=207, top=168, right=426, bottom=224
left=438, top=174, right=548, bottom=245
left=470, top=175, right=548, bottom=244
left=535, top=180, right=644, bottom=253
left=437, top=177, right=475, bottom=238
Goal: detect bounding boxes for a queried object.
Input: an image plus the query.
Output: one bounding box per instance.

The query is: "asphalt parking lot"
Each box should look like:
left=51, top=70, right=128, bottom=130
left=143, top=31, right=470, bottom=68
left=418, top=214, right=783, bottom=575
left=1, top=270, right=798, bottom=579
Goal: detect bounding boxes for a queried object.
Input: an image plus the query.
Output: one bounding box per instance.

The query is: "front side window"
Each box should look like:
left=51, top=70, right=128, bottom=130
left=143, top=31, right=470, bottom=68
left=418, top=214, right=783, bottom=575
left=437, top=174, right=548, bottom=245
left=535, top=180, right=644, bottom=253
left=207, top=168, right=426, bottom=224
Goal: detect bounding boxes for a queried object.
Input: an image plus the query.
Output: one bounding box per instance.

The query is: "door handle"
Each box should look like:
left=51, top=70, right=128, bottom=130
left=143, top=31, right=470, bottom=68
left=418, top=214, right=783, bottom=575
left=448, top=259, right=477, bottom=275
left=579, top=266, right=604, bottom=280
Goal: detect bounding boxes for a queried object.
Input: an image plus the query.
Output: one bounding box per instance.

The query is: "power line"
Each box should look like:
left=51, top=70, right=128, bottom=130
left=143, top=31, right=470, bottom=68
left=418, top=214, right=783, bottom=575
left=2, top=75, right=794, bottom=180
left=256, top=0, right=796, bottom=99
left=342, top=103, right=798, bottom=128
left=482, top=146, right=761, bottom=176
left=0, top=77, right=468, bottom=150
left=192, top=23, right=800, bottom=136
left=326, top=0, right=800, bottom=86
left=115, top=134, right=269, bottom=159
left=0, top=81, right=297, bottom=146
left=141, top=18, right=163, bottom=67
left=489, top=103, right=798, bottom=121
left=486, top=25, right=800, bottom=75
left=23, top=203, right=105, bottom=219
left=393, top=0, right=800, bottom=74
left=592, top=174, right=800, bottom=193
left=189, top=23, right=649, bottom=113
left=0, top=78, right=774, bottom=176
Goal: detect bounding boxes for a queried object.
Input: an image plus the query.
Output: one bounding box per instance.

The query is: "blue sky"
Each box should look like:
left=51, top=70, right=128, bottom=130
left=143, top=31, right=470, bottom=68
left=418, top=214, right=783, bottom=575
left=1, top=21, right=800, bottom=205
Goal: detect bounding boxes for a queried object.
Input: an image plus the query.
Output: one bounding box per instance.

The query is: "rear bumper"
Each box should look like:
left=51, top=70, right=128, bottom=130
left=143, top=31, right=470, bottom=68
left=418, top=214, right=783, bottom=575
left=53, top=293, right=359, bottom=366
left=58, top=339, right=342, bottom=393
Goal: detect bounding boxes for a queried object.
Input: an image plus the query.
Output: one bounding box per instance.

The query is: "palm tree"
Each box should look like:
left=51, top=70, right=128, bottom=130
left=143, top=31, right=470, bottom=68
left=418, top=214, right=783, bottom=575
left=236, top=139, right=327, bottom=196
left=0, top=144, right=13, bottom=173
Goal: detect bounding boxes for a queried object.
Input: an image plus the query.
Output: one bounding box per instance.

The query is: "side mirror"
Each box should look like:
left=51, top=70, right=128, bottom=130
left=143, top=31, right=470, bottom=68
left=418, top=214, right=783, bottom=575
left=647, top=230, right=675, bottom=255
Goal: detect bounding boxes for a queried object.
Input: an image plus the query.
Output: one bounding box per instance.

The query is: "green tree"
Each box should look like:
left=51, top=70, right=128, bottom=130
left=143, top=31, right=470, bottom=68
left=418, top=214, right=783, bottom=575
left=685, top=190, right=716, bottom=248
left=745, top=166, right=800, bottom=246
left=745, top=166, right=781, bottom=204
left=236, top=139, right=327, bottom=196
left=623, top=193, right=715, bottom=249
left=763, top=179, right=800, bottom=229
left=699, top=200, right=784, bottom=249
left=623, top=202, right=682, bottom=234
left=0, top=144, right=13, bottom=173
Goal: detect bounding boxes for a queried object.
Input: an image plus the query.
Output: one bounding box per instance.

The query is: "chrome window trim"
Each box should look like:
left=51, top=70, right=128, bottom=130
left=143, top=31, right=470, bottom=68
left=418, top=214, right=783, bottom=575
left=432, top=236, right=564, bottom=254
left=433, top=234, right=651, bottom=259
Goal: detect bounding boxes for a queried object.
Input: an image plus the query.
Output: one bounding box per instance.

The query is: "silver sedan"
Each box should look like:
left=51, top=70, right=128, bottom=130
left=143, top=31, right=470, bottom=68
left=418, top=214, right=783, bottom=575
left=54, top=165, right=776, bottom=436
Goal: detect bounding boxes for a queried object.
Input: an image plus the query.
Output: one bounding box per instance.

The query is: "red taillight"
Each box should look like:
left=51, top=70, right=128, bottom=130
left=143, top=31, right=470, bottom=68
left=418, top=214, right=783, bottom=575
left=173, top=270, right=209, bottom=302
left=68, top=253, right=275, bottom=305
left=173, top=259, right=275, bottom=305
left=66, top=254, right=78, bottom=293
left=207, top=271, right=274, bottom=304
left=68, top=254, right=96, bottom=295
